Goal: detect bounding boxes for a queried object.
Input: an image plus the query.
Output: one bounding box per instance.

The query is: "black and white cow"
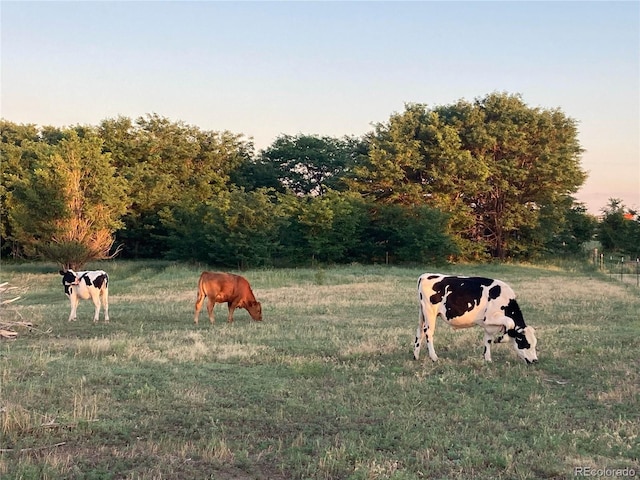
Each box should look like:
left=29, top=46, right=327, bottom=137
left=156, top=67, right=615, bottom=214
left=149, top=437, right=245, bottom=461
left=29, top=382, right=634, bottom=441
left=414, top=273, right=538, bottom=364
left=59, top=269, right=110, bottom=322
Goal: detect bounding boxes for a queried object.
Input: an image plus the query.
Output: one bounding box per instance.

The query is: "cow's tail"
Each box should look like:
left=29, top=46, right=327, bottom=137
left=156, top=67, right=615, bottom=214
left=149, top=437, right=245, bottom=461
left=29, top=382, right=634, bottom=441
left=102, top=273, right=109, bottom=298
left=194, top=273, right=208, bottom=324
left=195, top=273, right=207, bottom=304
left=414, top=277, right=426, bottom=360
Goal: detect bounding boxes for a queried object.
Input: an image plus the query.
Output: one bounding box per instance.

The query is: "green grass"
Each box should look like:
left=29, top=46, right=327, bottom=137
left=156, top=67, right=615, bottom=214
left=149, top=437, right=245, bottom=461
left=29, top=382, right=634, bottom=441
left=1, top=261, right=639, bottom=479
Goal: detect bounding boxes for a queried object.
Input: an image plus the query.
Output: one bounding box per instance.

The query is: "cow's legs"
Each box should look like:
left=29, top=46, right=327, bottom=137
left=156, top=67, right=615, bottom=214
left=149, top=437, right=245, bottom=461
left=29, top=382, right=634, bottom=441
left=194, top=297, right=216, bottom=325
left=91, top=292, right=102, bottom=323
left=194, top=291, right=208, bottom=325
left=226, top=301, right=239, bottom=323
left=414, top=306, right=438, bottom=361
left=425, top=313, right=438, bottom=361
left=481, top=317, right=515, bottom=361
left=68, top=296, right=79, bottom=321
left=483, top=331, right=494, bottom=361
left=206, top=298, right=216, bottom=324
left=413, top=310, right=425, bottom=360
left=102, top=289, right=110, bottom=323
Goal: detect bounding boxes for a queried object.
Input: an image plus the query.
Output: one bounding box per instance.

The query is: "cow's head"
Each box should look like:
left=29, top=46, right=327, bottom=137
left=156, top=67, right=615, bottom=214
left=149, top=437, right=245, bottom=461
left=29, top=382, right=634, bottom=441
left=506, top=326, right=538, bottom=364
left=246, top=300, right=263, bottom=321
left=59, top=269, right=80, bottom=286
left=59, top=269, right=80, bottom=296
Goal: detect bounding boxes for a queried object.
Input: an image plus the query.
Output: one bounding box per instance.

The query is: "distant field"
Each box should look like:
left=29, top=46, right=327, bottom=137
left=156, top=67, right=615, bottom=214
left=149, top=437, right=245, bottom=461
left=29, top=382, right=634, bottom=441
left=1, top=261, right=639, bottom=480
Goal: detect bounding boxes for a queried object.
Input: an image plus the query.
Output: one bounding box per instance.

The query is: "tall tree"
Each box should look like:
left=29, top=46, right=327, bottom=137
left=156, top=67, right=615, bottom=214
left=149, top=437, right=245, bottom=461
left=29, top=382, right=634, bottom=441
left=160, top=188, right=287, bottom=268
left=0, top=121, right=40, bottom=257
left=284, top=190, right=369, bottom=263
left=99, top=114, right=252, bottom=257
left=260, top=134, right=365, bottom=196
left=439, top=93, right=586, bottom=258
left=598, top=198, right=640, bottom=254
left=516, top=198, right=597, bottom=258
left=6, top=128, right=128, bottom=268
left=350, top=104, right=485, bottom=257
left=351, top=93, right=586, bottom=259
left=363, top=203, right=457, bottom=264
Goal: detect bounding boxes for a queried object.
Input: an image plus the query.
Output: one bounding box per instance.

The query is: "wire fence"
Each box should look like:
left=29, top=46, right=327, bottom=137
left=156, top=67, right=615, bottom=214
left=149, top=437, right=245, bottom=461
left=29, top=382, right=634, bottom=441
left=591, top=249, right=640, bottom=287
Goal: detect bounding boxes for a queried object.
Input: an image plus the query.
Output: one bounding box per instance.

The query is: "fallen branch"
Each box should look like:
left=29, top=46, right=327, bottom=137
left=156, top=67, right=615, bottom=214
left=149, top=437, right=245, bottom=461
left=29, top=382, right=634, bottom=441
left=1, top=295, right=21, bottom=305
left=0, top=329, right=18, bottom=339
left=0, top=442, right=67, bottom=453
left=0, top=283, right=41, bottom=339
left=40, top=418, right=99, bottom=430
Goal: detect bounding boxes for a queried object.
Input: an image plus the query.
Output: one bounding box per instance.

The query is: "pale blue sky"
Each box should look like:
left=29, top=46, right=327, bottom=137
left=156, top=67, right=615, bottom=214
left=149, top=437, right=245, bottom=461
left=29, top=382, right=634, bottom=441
left=2, top=1, right=638, bottom=214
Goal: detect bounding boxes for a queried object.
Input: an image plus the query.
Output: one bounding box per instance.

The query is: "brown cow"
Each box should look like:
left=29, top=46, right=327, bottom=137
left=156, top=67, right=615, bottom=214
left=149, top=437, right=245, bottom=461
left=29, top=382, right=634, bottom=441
left=194, top=272, right=262, bottom=325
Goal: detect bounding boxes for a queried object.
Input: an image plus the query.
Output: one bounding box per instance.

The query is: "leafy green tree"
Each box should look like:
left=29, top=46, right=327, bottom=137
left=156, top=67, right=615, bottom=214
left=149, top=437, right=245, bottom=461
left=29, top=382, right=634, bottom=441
left=363, top=203, right=457, bottom=264
left=442, top=93, right=585, bottom=259
left=99, top=114, right=253, bottom=257
left=161, top=188, right=287, bottom=268
left=598, top=199, right=640, bottom=255
left=229, top=155, right=283, bottom=193
left=546, top=202, right=597, bottom=255
left=284, top=190, right=369, bottom=264
left=5, top=128, right=128, bottom=268
left=351, top=93, right=586, bottom=259
left=516, top=199, right=597, bottom=258
left=261, top=134, right=365, bottom=196
left=349, top=104, right=485, bottom=258
left=0, top=121, right=41, bottom=257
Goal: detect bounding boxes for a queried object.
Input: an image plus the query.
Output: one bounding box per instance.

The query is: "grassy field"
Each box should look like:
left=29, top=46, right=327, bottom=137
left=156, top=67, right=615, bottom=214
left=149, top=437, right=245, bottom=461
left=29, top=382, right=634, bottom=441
left=1, top=261, right=639, bottom=480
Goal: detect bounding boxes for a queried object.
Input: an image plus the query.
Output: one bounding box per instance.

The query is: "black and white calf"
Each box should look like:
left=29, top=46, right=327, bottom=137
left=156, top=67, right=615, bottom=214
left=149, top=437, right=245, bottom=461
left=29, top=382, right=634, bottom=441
left=59, top=269, right=110, bottom=322
left=414, top=273, right=538, bottom=364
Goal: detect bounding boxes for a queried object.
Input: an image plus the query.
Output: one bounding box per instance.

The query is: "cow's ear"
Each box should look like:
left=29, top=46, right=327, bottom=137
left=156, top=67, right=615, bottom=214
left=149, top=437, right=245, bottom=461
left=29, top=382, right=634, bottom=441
left=59, top=270, right=65, bottom=275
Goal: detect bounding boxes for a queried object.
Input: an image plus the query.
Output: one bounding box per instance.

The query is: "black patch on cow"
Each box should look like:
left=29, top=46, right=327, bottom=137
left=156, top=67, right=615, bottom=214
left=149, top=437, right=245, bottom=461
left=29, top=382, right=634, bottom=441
left=92, top=274, right=107, bottom=289
left=60, top=271, right=76, bottom=286
left=430, top=276, right=494, bottom=321
left=488, top=284, right=501, bottom=300
left=81, top=274, right=92, bottom=286
left=64, top=285, right=72, bottom=296
left=426, top=275, right=440, bottom=280
left=502, top=298, right=526, bottom=328
left=507, top=328, right=531, bottom=350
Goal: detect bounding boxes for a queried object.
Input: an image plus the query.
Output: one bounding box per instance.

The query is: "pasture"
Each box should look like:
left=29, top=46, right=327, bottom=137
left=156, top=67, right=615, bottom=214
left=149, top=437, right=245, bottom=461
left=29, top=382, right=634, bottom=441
left=1, top=261, right=639, bottom=480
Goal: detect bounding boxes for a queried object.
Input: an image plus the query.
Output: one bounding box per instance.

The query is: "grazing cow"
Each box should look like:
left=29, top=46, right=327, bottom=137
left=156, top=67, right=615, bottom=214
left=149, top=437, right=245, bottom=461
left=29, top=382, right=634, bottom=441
left=414, top=273, right=538, bottom=364
left=59, top=269, right=109, bottom=323
left=194, top=272, right=262, bottom=325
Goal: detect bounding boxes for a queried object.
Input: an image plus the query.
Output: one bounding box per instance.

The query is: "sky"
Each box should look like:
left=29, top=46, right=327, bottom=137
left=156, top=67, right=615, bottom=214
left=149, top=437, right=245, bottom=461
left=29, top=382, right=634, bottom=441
left=1, top=1, right=638, bottom=215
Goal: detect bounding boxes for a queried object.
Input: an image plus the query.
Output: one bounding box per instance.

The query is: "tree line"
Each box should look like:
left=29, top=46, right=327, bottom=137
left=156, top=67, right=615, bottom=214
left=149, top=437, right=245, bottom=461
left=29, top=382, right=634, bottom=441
left=1, top=92, right=637, bottom=269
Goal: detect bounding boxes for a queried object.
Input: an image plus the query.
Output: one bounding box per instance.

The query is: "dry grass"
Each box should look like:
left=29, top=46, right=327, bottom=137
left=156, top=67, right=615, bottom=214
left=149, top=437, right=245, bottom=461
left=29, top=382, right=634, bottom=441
left=1, top=261, right=639, bottom=479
